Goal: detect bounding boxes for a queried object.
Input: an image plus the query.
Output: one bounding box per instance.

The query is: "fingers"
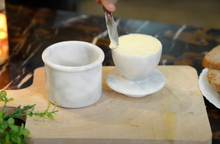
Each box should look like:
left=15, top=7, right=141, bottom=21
left=95, top=0, right=101, bottom=4
left=95, top=0, right=117, bottom=12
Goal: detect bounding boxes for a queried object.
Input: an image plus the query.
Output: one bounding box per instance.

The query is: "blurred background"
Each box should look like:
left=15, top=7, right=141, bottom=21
left=5, top=0, right=220, bottom=29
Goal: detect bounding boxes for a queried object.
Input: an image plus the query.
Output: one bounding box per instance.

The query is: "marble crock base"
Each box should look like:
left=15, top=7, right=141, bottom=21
left=106, top=68, right=166, bottom=98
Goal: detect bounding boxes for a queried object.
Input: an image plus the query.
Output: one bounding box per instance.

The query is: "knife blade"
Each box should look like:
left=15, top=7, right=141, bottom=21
left=103, top=7, right=118, bottom=49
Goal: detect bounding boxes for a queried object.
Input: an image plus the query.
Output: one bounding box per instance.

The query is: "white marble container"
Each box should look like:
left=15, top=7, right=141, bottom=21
left=42, top=41, right=104, bottom=108
left=112, top=34, right=162, bottom=81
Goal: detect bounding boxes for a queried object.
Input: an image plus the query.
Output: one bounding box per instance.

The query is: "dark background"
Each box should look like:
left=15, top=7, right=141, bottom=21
left=6, top=0, right=77, bottom=10
left=5, top=0, right=220, bottom=29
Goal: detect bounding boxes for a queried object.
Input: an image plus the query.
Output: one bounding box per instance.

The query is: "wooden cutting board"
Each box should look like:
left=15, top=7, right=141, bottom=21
left=4, top=66, right=211, bottom=144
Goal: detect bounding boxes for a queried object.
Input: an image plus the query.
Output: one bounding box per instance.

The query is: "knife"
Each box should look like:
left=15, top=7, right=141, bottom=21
left=103, top=7, right=118, bottom=49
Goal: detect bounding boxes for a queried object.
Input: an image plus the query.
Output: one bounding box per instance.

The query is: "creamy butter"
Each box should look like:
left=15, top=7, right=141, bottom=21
left=114, top=34, right=160, bottom=56
left=109, top=43, right=117, bottom=49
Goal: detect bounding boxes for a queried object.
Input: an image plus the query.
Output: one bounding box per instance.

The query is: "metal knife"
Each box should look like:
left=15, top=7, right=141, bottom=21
left=103, top=7, right=118, bottom=49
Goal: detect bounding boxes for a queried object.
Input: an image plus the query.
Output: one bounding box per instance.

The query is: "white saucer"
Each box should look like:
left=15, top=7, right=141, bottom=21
left=106, top=68, right=166, bottom=98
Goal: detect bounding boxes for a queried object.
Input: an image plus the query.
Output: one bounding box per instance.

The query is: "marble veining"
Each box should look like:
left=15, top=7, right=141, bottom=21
left=92, top=18, right=121, bottom=45
left=61, top=15, right=89, bottom=27
left=173, top=24, right=187, bottom=40
left=17, top=73, right=33, bottom=88
left=25, top=44, right=32, bottom=55
left=169, top=25, right=187, bottom=50
left=0, top=63, right=8, bottom=76
left=92, top=29, right=108, bottom=45
left=135, top=21, right=150, bottom=33
left=162, top=59, right=167, bottom=65
left=22, top=44, right=42, bottom=67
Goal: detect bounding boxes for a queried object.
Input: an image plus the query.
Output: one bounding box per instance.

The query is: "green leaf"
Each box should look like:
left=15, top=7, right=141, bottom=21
left=39, top=113, right=45, bottom=117
left=16, top=105, right=21, bottom=112
left=46, top=102, right=50, bottom=111
left=54, top=101, right=57, bottom=107
left=29, top=112, right=33, bottom=117
left=0, top=90, right=7, bottom=97
left=4, top=140, right=12, bottom=144
left=5, top=133, right=9, bottom=142
left=3, top=111, right=6, bottom=117
left=0, top=128, right=4, bottom=133
left=52, top=101, right=58, bottom=112
left=20, top=123, right=24, bottom=129
left=0, top=140, right=4, bottom=144
left=7, top=117, right=14, bottom=125
left=9, top=125, right=19, bottom=132
left=10, top=134, right=18, bottom=143
left=18, top=123, right=24, bottom=136
left=1, top=122, right=8, bottom=130
left=22, top=129, right=30, bottom=136
left=0, top=118, right=3, bottom=124
left=0, top=111, right=2, bottom=118
left=47, top=113, right=53, bottom=120
left=31, top=104, right=35, bottom=111
left=17, top=136, right=21, bottom=144
left=8, top=98, right=14, bottom=102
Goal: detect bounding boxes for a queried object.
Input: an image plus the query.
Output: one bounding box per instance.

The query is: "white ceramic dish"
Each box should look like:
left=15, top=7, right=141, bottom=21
left=199, top=68, right=220, bottom=109
left=106, top=68, right=166, bottom=98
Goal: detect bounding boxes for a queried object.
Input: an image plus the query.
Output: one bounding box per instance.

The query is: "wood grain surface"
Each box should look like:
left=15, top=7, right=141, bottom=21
left=2, top=66, right=212, bottom=144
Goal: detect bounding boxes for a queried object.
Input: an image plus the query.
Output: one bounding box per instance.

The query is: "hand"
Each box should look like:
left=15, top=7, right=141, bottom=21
left=95, top=0, right=118, bottom=12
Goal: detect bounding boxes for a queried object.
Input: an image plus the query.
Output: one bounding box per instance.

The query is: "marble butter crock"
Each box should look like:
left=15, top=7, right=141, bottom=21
left=42, top=41, right=104, bottom=108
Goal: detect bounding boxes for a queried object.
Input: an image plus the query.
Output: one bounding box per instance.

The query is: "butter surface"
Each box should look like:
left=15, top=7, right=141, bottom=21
left=116, top=34, right=160, bottom=56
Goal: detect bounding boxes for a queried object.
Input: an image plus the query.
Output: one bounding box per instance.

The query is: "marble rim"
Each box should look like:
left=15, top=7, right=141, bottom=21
left=42, top=41, right=104, bottom=72
left=113, top=34, right=162, bottom=58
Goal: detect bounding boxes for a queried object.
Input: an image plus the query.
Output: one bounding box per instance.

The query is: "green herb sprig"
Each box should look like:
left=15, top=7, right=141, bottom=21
left=0, top=90, right=58, bottom=144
